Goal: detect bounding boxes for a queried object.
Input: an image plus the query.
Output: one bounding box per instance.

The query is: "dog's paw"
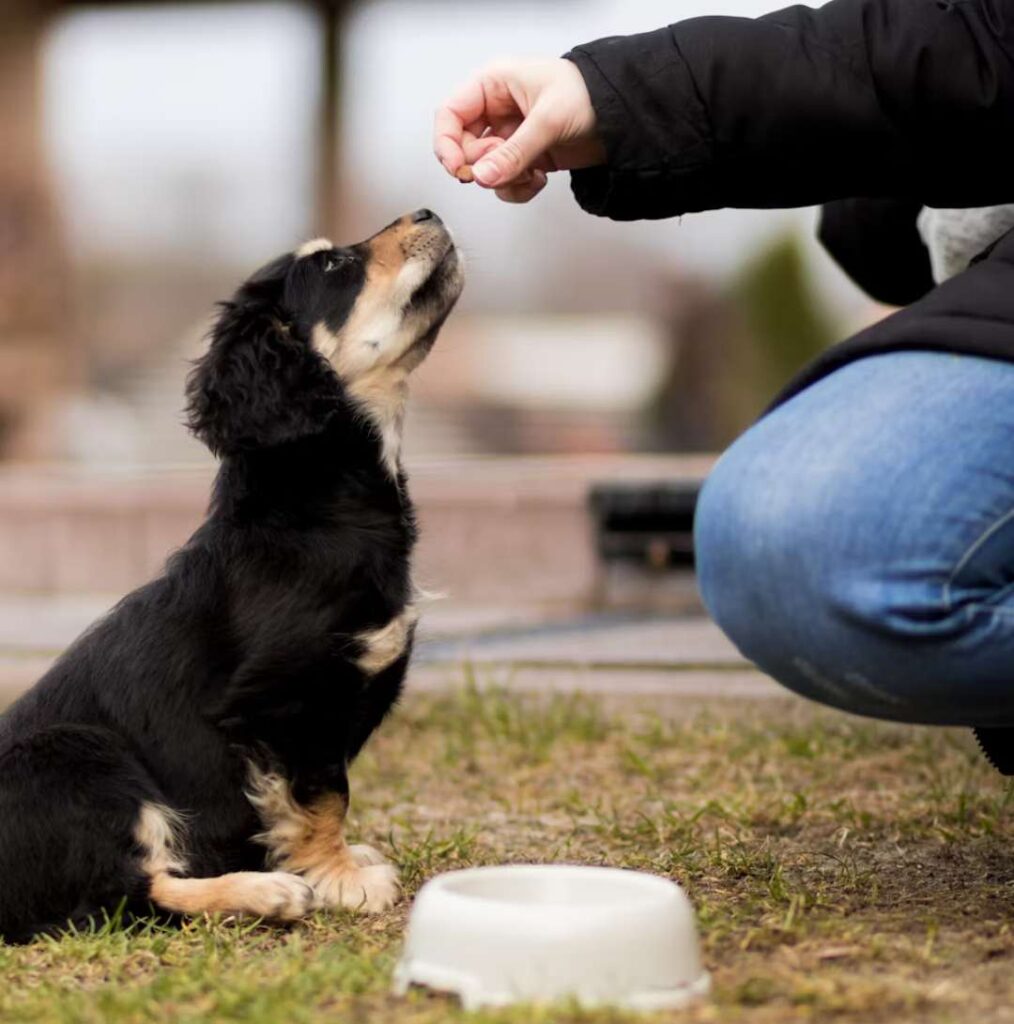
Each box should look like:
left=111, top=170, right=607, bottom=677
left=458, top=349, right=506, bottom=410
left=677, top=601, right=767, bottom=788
left=348, top=843, right=390, bottom=868
left=313, top=863, right=401, bottom=914
left=245, top=871, right=315, bottom=921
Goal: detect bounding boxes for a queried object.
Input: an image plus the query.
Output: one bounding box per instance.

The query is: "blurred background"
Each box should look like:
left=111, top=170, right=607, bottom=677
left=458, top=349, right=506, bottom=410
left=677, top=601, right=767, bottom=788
left=0, top=0, right=889, bottom=691
left=8, top=0, right=880, bottom=465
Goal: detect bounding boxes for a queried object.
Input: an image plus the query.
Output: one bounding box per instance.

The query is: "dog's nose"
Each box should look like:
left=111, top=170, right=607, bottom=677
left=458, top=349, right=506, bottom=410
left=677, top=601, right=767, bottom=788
left=411, top=209, right=440, bottom=225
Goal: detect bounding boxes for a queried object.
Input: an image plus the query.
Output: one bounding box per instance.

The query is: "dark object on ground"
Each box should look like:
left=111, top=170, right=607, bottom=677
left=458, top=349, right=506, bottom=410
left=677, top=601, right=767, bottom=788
left=589, top=481, right=700, bottom=570
left=974, top=727, right=1014, bottom=776
left=0, top=213, right=464, bottom=943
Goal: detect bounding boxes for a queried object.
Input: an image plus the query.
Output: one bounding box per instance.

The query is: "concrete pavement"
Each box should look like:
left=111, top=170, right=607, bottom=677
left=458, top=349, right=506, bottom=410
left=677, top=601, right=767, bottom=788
left=0, top=594, right=783, bottom=705
left=0, top=453, right=789, bottom=707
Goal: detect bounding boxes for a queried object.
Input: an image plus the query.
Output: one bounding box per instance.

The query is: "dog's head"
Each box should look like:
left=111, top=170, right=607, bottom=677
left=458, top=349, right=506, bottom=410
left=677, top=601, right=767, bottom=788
left=186, top=210, right=463, bottom=467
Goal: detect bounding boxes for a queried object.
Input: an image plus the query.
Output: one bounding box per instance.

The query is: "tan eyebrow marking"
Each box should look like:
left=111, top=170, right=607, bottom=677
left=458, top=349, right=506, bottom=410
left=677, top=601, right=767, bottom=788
left=295, top=237, right=334, bottom=259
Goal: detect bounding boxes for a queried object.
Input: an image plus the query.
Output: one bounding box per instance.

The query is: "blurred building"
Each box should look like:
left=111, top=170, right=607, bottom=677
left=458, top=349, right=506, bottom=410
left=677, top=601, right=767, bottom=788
left=1, top=0, right=347, bottom=461
left=0, top=2, right=75, bottom=458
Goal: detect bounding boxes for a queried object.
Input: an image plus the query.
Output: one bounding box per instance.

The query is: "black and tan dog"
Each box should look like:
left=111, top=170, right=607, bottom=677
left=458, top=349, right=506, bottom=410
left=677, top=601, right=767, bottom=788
left=0, top=210, right=463, bottom=943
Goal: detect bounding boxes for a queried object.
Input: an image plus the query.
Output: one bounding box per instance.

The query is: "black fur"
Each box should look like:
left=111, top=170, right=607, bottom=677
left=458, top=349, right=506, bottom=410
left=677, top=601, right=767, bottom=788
left=0, top=219, right=457, bottom=943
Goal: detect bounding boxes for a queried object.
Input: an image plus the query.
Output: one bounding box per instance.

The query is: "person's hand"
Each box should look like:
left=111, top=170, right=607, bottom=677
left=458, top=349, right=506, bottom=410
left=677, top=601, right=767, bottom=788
left=433, top=58, right=606, bottom=203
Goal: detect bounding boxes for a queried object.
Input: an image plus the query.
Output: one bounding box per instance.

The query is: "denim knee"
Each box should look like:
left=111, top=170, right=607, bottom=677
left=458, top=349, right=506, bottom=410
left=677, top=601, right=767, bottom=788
left=693, top=419, right=1011, bottom=723
left=693, top=438, right=797, bottom=666
left=693, top=419, right=946, bottom=712
left=694, top=352, right=1014, bottom=725
left=694, top=443, right=899, bottom=715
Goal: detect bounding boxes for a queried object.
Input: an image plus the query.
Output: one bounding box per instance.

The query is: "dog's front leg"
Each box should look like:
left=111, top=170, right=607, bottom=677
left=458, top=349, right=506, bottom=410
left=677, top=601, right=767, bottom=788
left=247, top=770, right=399, bottom=913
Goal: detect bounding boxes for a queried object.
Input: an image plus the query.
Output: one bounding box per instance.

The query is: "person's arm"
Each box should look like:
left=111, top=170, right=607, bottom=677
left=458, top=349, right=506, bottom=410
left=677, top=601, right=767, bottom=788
left=567, top=0, right=1014, bottom=220
left=818, top=199, right=934, bottom=306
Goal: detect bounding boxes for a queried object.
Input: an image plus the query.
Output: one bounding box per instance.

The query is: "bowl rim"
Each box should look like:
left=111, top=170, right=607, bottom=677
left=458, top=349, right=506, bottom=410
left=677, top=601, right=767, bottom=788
left=417, top=863, right=683, bottom=914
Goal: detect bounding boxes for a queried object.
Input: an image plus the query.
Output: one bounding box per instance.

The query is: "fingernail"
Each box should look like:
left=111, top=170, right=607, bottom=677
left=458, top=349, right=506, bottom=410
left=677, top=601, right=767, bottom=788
left=473, top=159, right=498, bottom=186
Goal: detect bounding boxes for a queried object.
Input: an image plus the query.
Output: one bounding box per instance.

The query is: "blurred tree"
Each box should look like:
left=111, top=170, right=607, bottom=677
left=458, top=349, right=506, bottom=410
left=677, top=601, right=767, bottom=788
left=735, top=232, right=837, bottom=400
left=645, top=232, right=838, bottom=453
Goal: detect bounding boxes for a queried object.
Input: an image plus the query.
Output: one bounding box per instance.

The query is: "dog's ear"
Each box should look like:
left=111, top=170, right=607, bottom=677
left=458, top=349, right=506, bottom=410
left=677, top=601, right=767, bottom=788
left=185, top=301, right=340, bottom=457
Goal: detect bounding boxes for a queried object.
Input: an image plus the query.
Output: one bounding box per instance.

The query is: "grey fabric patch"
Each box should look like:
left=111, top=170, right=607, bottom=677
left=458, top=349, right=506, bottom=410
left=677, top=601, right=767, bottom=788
left=917, top=205, right=1014, bottom=283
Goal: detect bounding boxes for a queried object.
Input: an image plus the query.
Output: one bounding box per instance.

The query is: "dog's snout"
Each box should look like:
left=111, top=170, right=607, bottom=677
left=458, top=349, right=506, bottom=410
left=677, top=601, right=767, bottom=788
left=411, top=209, right=439, bottom=225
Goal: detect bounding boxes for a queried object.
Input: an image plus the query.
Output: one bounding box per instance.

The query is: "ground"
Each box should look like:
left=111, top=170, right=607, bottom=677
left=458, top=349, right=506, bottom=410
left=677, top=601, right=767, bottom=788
left=2, top=681, right=1012, bottom=1023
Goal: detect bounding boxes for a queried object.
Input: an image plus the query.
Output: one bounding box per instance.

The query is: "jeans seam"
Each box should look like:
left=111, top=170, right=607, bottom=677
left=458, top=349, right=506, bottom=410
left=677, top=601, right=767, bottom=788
left=944, top=505, right=1014, bottom=611
left=965, top=602, right=1014, bottom=621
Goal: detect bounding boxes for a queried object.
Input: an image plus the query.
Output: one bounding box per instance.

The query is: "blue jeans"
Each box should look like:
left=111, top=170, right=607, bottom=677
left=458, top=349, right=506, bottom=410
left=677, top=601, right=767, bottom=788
left=695, top=351, right=1014, bottom=726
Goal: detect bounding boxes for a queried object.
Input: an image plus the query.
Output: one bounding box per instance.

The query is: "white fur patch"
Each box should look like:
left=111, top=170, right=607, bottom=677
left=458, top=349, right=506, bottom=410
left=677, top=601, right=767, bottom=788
left=312, top=322, right=341, bottom=361
left=245, top=766, right=308, bottom=864
left=311, top=861, right=400, bottom=913
left=355, top=604, right=419, bottom=675
left=312, top=319, right=410, bottom=478
left=296, top=237, right=334, bottom=259
left=134, top=802, right=188, bottom=876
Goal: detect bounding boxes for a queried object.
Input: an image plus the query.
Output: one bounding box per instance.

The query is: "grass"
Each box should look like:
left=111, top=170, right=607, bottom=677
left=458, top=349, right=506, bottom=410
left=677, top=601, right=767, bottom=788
left=2, top=679, right=1013, bottom=1023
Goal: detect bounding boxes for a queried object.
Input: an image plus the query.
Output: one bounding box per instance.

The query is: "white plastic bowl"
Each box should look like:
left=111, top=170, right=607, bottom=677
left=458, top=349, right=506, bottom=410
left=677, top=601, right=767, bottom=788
left=392, top=865, right=710, bottom=1011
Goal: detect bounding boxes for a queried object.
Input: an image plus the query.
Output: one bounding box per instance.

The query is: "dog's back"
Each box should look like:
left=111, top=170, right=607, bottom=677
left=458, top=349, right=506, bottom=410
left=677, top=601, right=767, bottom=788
left=0, top=556, right=259, bottom=940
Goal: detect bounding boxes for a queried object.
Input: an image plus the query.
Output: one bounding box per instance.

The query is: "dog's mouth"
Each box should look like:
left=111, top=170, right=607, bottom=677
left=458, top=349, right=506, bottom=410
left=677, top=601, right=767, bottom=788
left=409, top=240, right=462, bottom=314
left=392, top=244, right=462, bottom=369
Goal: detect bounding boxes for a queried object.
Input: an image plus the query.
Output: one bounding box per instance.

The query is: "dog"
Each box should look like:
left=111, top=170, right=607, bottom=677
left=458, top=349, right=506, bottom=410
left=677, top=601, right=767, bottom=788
left=0, top=209, right=463, bottom=943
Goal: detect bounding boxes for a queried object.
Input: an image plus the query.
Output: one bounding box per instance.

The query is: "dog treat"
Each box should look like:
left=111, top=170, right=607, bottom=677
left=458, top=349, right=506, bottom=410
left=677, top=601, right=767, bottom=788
left=455, top=165, right=475, bottom=184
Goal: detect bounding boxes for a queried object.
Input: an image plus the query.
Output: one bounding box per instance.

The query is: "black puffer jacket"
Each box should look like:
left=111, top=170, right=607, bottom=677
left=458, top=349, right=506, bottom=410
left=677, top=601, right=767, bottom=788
left=564, top=0, right=1014, bottom=402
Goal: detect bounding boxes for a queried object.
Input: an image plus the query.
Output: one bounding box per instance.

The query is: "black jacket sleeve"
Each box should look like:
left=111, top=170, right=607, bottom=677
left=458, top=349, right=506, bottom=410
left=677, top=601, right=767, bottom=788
left=817, top=199, right=934, bottom=306
left=565, top=0, right=1014, bottom=221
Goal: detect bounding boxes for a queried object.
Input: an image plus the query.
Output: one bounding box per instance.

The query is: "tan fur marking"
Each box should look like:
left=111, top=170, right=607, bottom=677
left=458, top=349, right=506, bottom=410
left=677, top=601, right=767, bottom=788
left=149, top=872, right=312, bottom=920
left=311, top=219, right=413, bottom=363
left=356, top=604, right=419, bottom=675
left=316, top=259, right=410, bottom=374
left=310, top=214, right=461, bottom=479
left=136, top=801, right=312, bottom=921
left=274, top=794, right=354, bottom=873
left=346, top=367, right=409, bottom=478
left=366, top=222, right=411, bottom=276
left=246, top=767, right=399, bottom=913
left=296, top=237, right=334, bottom=258
left=311, top=249, right=414, bottom=478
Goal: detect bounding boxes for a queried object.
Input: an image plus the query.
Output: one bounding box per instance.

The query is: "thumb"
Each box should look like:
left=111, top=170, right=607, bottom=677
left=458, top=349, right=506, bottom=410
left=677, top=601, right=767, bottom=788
left=472, top=108, right=557, bottom=188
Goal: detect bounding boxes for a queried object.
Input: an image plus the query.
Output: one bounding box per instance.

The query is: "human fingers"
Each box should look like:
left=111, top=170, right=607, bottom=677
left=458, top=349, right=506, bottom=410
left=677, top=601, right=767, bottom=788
left=433, top=78, right=489, bottom=173
left=472, top=104, right=560, bottom=188
left=494, top=169, right=549, bottom=204
left=461, top=131, right=504, bottom=167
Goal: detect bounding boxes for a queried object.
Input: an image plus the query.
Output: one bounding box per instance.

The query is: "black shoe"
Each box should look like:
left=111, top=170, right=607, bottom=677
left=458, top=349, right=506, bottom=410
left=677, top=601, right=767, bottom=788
left=973, top=727, right=1014, bottom=775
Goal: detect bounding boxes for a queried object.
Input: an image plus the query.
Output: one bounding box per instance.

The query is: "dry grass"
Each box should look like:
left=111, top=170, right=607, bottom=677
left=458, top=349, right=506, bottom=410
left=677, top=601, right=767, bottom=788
left=2, top=677, right=1013, bottom=1023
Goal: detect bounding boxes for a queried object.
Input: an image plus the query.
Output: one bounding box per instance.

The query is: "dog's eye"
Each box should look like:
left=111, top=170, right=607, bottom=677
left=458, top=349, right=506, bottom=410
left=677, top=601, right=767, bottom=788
left=324, top=254, right=352, bottom=273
